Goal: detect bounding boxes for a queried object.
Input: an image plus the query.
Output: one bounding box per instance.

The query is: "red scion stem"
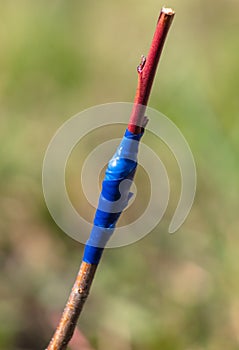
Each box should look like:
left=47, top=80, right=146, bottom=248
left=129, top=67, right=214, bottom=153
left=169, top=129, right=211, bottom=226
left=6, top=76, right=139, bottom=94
left=128, top=7, right=175, bottom=134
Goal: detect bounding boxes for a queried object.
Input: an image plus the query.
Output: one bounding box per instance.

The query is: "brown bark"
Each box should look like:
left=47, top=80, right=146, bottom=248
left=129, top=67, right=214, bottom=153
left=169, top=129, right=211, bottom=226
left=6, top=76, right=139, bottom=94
left=46, top=263, right=97, bottom=350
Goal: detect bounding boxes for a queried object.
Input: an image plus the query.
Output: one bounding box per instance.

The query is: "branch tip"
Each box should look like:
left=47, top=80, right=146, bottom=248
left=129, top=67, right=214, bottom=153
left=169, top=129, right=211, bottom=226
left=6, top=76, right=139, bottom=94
left=162, top=7, right=175, bottom=16
left=129, top=6, right=175, bottom=132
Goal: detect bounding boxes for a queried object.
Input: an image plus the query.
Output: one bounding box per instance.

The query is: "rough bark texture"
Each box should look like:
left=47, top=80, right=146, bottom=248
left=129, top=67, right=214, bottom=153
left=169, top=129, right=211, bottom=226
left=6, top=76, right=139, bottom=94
left=46, top=262, right=97, bottom=350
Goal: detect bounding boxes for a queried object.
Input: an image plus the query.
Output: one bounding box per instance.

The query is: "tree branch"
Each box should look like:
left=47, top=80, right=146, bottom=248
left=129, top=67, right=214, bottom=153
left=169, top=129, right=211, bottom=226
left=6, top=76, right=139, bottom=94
left=128, top=7, right=175, bottom=134
left=47, top=263, right=97, bottom=350
left=46, top=7, right=175, bottom=350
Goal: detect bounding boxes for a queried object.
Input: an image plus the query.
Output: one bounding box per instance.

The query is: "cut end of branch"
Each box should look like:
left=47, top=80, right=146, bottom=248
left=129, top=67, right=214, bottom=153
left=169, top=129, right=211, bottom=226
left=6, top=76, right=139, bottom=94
left=162, top=7, right=175, bottom=16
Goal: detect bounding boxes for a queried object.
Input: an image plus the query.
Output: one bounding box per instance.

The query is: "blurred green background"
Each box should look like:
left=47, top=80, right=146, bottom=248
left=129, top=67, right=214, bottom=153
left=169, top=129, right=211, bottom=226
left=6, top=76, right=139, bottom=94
left=0, top=0, right=239, bottom=349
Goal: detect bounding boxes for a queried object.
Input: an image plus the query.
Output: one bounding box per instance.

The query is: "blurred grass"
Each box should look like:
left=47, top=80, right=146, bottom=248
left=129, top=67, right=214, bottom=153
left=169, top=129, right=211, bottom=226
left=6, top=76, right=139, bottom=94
left=0, top=0, right=239, bottom=349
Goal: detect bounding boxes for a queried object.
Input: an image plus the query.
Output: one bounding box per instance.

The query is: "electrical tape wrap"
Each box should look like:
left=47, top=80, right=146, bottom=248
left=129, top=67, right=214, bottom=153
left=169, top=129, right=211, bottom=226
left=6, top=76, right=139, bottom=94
left=83, top=129, right=144, bottom=264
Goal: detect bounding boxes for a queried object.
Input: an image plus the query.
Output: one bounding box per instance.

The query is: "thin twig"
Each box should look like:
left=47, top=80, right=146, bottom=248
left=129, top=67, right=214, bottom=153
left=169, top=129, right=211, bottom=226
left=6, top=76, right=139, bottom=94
left=47, top=263, right=97, bottom=350
left=46, top=7, right=175, bottom=350
left=128, top=7, right=175, bottom=134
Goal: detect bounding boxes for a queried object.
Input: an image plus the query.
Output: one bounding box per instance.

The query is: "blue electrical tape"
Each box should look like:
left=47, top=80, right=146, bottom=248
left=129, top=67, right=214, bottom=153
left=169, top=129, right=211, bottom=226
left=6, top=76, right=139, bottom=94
left=83, top=129, right=144, bottom=264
